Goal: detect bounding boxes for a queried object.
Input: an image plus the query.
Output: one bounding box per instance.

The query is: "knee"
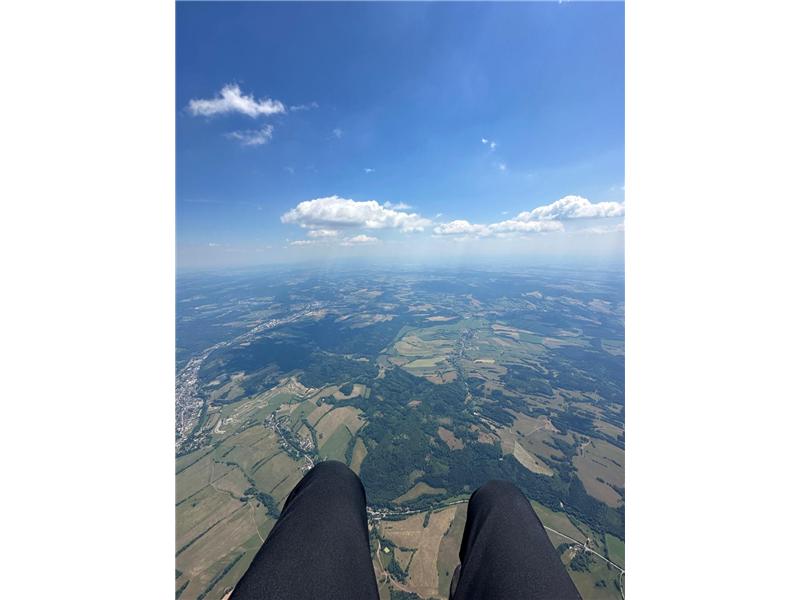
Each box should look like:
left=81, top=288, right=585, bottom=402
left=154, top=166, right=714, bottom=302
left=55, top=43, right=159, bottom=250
left=307, top=460, right=363, bottom=492
left=470, top=479, right=528, bottom=511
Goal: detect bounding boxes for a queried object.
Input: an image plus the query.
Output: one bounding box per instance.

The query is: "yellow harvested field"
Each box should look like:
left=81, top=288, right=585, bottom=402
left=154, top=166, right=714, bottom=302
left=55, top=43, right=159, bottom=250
left=436, top=503, right=468, bottom=597
left=381, top=506, right=458, bottom=598
left=437, top=427, right=465, bottom=450
left=394, top=548, right=415, bottom=571
left=512, top=440, right=553, bottom=476
left=350, top=437, right=368, bottom=474
left=307, top=402, right=333, bottom=426
left=497, top=416, right=554, bottom=476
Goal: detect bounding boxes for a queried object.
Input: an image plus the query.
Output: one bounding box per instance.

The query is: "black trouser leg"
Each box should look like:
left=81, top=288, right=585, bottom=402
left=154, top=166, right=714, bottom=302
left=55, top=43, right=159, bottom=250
left=451, top=480, right=582, bottom=600
left=231, top=460, right=379, bottom=600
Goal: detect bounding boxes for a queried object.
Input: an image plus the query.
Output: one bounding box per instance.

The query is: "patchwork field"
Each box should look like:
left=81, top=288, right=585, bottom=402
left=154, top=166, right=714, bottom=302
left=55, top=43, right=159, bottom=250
left=374, top=499, right=622, bottom=600
left=177, top=267, right=624, bottom=599
left=573, top=439, right=625, bottom=507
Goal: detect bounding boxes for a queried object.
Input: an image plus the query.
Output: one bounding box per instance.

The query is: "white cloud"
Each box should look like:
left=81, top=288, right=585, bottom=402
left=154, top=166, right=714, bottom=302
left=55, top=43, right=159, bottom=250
left=382, top=201, right=412, bottom=210
left=188, top=84, right=285, bottom=118
left=289, top=101, right=319, bottom=112
left=208, top=242, right=221, bottom=247
left=225, top=124, right=274, bottom=146
left=481, top=138, right=497, bottom=151
left=284, top=166, right=295, bottom=174
left=332, top=128, right=344, bottom=139
left=340, top=234, right=378, bottom=246
left=498, top=162, right=507, bottom=172
left=433, top=220, right=490, bottom=237
left=489, top=219, right=564, bottom=234
left=281, top=196, right=431, bottom=232
left=289, top=239, right=317, bottom=246
left=364, top=168, right=375, bottom=174
left=307, top=229, right=339, bottom=238
left=434, top=218, right=563, bottom=238
left=520, top=195, right=625, bottom=220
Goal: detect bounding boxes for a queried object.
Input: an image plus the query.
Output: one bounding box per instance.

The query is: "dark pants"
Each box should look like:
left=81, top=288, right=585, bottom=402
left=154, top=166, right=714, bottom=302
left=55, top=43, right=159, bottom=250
left=231, top=461, right=581, bottom=600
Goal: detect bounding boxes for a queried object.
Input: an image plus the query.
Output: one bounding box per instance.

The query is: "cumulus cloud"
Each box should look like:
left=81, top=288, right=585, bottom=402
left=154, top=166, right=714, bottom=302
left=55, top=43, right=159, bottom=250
left=382, top=201, right=412, bottom=210
left=225, top=124, right=274, bottom=146
left=188, top=84, right=286, bottom=118
left=289, top=239, right=316, bottom=246
left=481, top=138, right=497, bottom=151
left=521, top=195, right=625, bottom=220
left=433, top=220, right=491, bottom=237
left=281, top=196, right=430, bottom=232
left=340, top=234, right=378, bottom=246
left=364, top=168, right=375, bottom=174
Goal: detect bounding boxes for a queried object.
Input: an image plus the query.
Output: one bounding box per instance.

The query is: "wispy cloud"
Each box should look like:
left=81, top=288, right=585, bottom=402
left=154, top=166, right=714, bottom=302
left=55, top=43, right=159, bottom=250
left=188, top=84, right=285, bottom=118
left=340, top=235, right=378, bottom=246
left=433, top=218, right=563, bottom=238
left=332, top=128, right=344, bottom=139
left=481, top=137, right=497, bottom=151
left=284, top=166, right=295, bottom=175
left=498, top=162, right=507, bottom=172
left=289, top=101, right=319, bottom=112
left=364, top=168, right=375, bottom=174
left=307, top=229, right=339, bottom=238
left=281, top=196, right=430, bottom=232
left=225, top=124, right=274, bottom=146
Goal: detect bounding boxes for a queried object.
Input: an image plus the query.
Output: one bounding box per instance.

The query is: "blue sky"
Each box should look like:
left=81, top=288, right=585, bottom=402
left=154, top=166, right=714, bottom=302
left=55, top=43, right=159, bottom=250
left=177, top=1, right=624, bottom=268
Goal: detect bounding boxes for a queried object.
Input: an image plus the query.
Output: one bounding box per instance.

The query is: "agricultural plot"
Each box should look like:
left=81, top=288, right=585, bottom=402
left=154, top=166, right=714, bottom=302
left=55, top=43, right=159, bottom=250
left=393, top=482, right=447, bottom=504
left=177, top=267, right=624, bottom=600
left=573, top=438, right=625, bottom=508
left=379, top=506, right=458, bottom=599
left=176, top=388, right=308, bottom=600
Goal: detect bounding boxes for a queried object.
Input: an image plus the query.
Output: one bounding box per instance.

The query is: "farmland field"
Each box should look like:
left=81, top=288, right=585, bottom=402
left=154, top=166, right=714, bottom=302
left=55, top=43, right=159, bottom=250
left=177, top=266, right=624, bottom=599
